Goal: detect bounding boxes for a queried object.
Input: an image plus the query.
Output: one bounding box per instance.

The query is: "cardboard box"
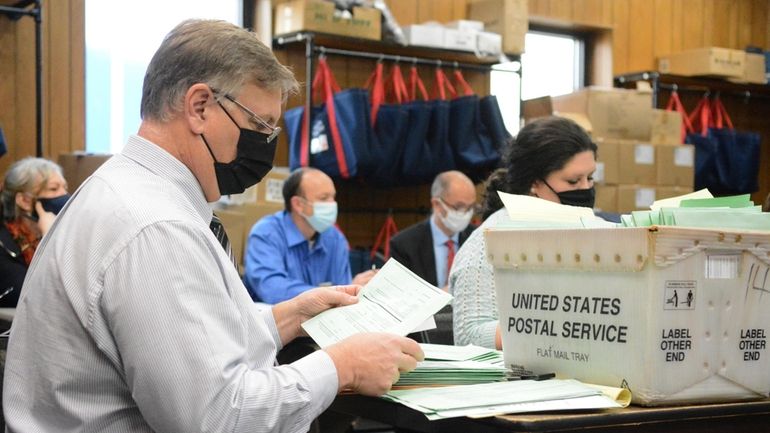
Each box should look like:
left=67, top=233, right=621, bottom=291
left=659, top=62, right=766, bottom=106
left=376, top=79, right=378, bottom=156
left=551, top=88, right=653, bottom=141
left=486, top=225, right=770, bottom=405
left=594, top=139, right=619, bottom=185
left=443, top=28, right=477, bottom=52
left=656, top=144, right=694, bottom=187
left=402, top=24, right=445, bottom=48
left=617, top=184, right=656, bottom=213
left=228, top=167, right=291, bottom=206
left=58, top=152, right=113, bottom=192
left=215, top=202, right=285, bottom=269
left=445, top=19, right=484, bottom=32
left=467, top=0, right=527, bottom=54
left=651, top=109, right=683, bottom=145
left=594, top=184, right=618, bottom=213
left=730, top=52, right=768, bottom=85
left=274, top=0, right=381, bottom=40
left=476, top=31, right=502, bottom=56
left=215, top=208, right=247, bottom=270
left=521, top=97, right=593, bottom=135
left=656, top=185, right=694, bottom=201
left=658, top=47, right=745, bottom=78
left=617, top=141, right=657, bottom=185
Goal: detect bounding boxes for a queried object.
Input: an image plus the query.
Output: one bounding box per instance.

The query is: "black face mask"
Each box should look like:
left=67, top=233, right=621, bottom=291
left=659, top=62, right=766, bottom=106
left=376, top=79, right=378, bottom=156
left=28, top=193, right=71, bottom=221
left=201, top=109, right=276, bottom=196
left=39, top=194, right=71, bottom=215
left=544, top=181, right=595, bottom=208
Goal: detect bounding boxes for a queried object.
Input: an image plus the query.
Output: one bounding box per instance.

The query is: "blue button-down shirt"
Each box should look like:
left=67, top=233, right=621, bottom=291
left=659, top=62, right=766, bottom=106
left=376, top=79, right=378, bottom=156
left=430, top=216, right=459, bottom=288
left=243, top=210, right=352, bottom=304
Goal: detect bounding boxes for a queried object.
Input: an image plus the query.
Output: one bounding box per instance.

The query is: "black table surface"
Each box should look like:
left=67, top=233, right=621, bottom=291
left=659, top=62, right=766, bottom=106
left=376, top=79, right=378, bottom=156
left=330, top=394, right=770, bottom=433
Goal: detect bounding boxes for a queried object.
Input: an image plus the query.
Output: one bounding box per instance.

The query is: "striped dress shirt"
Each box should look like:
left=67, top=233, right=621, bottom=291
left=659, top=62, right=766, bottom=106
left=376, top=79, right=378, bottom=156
left=3, top=135, right=338, bottom=433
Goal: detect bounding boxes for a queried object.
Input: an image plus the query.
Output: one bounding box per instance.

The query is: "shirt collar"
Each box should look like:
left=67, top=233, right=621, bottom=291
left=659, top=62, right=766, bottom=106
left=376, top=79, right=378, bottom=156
left=429, top=214, right=458, bottom=247
left=121, top=135, right=212, bottom=223
left=283, top=211, right=311, bottom=248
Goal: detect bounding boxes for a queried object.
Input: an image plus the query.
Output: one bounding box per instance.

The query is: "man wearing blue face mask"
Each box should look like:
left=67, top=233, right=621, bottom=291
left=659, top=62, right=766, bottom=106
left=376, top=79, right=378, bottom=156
left=243, top=167, right=376, bottom=304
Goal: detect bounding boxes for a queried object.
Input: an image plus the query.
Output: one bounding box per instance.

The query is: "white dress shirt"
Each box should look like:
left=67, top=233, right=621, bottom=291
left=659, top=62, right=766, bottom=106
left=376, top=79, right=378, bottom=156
left=3, top=135, right=338, bottom=433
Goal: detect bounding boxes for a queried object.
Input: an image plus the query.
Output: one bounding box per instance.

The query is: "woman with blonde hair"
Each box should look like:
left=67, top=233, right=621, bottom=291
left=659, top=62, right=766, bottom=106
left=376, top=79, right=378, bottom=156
left=0, top=157, right=69, bottom=306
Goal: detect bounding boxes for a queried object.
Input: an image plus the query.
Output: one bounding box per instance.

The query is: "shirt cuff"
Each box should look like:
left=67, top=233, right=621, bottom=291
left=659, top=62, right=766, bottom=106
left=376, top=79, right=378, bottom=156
left=478, top=321, right=499, bottom=350
left=258, top=306, right=284, bottom=351
left=292, top=350, right=339, bottom=417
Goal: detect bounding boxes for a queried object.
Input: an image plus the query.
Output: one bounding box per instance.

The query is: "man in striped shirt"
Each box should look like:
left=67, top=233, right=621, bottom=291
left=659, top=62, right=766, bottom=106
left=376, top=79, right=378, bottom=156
left=3, top=19, right=422, bottom=433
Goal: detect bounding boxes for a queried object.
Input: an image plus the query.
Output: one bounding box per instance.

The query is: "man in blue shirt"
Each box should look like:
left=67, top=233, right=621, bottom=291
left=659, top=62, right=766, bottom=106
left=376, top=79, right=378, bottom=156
left=244, top=167, right=375, bottom=303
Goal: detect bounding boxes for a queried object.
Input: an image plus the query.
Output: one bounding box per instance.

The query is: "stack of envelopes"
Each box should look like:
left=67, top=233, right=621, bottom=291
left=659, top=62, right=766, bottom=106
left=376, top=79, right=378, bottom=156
left=395, top=344, right=507, bottom=387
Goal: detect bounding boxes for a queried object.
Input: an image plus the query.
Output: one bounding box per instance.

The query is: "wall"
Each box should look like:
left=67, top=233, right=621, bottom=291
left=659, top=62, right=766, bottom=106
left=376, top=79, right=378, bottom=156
left=526, top=0, right=770, bottom=76
left=2, top=0, right=769, bottom=219
left=0, top=0, right=84, bottom=177
left=526, top=0, right=770, bottom=205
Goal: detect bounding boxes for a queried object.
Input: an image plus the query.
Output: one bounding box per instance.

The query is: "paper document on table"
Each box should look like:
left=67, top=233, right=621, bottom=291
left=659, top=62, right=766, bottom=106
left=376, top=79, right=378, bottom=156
left=302, top=258, right=452, bottom=348
left=383, top=379, right=630, bottom=420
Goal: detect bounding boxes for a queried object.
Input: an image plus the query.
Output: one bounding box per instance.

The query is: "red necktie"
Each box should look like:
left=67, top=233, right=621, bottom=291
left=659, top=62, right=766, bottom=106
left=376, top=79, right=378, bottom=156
left=445, top=239, right=455, bottom=280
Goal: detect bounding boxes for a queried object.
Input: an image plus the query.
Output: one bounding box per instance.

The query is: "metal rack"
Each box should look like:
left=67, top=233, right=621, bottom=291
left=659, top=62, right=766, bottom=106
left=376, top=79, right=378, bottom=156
left=0, top=0, right=43, bottom=157
left=615, top=71, right=770, bottom=107
left=273, top=31, right=522, bottom=148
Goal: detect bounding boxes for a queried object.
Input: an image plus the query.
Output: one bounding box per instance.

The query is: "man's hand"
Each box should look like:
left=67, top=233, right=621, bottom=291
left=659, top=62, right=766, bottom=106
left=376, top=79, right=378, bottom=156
left=35, top=201, right=56, bottom=236
left=272, top=285, right=360, bottom=345
left=351, top=269, right=377, bottom=286
left=324, top=333, right=424, bottom=396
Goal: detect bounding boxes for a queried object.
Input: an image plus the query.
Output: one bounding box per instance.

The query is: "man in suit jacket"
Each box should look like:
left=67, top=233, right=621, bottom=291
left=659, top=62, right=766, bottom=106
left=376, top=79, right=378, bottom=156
left=390, top=171, right=476, bottom=345
left=390, top=171, right=477, bottom=289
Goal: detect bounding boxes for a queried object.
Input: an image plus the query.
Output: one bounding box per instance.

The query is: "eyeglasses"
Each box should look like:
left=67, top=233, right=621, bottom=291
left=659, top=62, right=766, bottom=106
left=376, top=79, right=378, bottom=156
left=212, top=90, right=281, bottom=143
left=438, top=197, right=478, bottom=214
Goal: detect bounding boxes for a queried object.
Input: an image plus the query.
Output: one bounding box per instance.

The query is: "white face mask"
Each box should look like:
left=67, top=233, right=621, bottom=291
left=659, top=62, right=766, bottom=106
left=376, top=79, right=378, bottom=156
left=301, top=200, right=338, bottom=233
left=438, top=200, right=473, bottom=234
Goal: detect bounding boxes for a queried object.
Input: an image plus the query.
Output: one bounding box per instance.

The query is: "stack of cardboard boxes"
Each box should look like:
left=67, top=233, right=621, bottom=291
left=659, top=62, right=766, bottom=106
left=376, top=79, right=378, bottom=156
left=658, top=46, right=767, bottom=85
left=529, top=87, right=695, bottom=214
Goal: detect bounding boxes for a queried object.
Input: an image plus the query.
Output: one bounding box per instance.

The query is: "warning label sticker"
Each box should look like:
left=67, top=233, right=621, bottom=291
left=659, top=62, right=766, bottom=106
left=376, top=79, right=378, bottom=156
left=664, top=280, right=696, bottom=310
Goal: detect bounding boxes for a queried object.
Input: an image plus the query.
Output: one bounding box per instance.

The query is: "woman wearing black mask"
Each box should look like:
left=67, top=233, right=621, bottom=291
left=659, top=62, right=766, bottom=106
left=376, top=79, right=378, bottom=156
left=0, top=157, right=70, bottom=307
left=453, top=116, right=599, bottom=349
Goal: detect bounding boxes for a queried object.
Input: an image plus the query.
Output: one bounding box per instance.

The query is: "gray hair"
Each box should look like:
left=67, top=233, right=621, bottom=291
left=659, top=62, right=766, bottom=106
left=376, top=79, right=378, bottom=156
left=140, top=19, right=299, bottom=122
left=430, top=170, right=472, bottom=199
left=1, top=157, right=64, bottom=221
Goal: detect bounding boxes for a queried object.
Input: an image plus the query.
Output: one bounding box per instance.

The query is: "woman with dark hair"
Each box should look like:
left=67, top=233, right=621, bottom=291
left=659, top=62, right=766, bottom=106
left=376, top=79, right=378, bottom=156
left=0, top=157, right=69, bottom=307
left=452, top=116, right=598, bottom=349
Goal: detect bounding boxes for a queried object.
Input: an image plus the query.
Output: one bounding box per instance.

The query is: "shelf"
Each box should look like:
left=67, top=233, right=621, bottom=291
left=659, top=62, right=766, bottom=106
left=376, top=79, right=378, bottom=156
left=615, top=71, right=770, bottom=106
left=273, top=31, right=519, bottom=71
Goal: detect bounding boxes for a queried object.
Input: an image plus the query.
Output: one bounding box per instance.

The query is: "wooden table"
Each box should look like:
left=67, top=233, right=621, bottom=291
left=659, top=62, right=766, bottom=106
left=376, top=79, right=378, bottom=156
left=330, top=394, right=770, bottom=433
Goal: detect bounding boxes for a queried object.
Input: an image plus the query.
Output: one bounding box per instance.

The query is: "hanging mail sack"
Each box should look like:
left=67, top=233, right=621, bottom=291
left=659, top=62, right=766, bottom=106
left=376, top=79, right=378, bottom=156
left=285, top=57, right=372, bottom=179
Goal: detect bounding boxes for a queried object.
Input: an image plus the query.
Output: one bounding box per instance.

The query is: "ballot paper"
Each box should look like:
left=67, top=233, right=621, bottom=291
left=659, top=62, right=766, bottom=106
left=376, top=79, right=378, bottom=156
left=383, top=379, right=631, bottom=420
left=649, top=188, right=713, bottom=210
left=302, top=258, right=452, bottom=348
left=394, top=360, right=508, bottom=387
left=498, top=191, right=597, bottom=224
left=421, top=343, right=503, bottom=363
left=621, top=193, right=770, bottom=231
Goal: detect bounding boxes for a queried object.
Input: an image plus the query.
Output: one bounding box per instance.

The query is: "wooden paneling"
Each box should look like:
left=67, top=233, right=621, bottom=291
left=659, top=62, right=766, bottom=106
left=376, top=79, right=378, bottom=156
left=0, top=0, right=84, bottom=176
left=4, top=0, right=770, bottom=245
left=527, top=0, right=770, bottom=206
left=611, top=0, right=630, bottom=75
left=627, top=0, right=655, bottom=72
left=653, top=0, right=674, bottom=60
